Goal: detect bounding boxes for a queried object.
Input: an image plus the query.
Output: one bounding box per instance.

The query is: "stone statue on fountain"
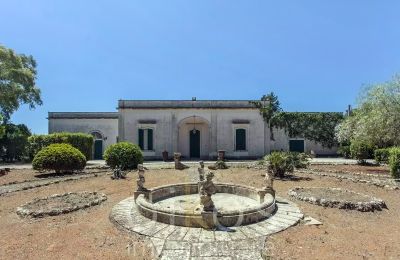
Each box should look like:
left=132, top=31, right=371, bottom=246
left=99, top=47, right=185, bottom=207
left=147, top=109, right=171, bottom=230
left=199, top=171, right=217, bottom=212
left=258, top=170, right=275, bottom=203
left=134, top=164, right=149, bottom=200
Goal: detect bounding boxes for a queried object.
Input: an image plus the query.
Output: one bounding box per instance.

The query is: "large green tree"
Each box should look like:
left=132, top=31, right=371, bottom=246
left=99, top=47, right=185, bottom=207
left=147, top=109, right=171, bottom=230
left=0, top=123, right=31, bottom=162
left=336, top=75, right=400, bottom=148
left=0, top=45, right=42, bottom=121
left=250, top=92, right=282, bottom=140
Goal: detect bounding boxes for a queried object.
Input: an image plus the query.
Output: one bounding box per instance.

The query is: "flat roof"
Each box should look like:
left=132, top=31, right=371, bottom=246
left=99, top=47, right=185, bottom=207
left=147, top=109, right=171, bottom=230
left=118, top=100, right=257, bottom=109
left=48, top=112, right=118, bottom=119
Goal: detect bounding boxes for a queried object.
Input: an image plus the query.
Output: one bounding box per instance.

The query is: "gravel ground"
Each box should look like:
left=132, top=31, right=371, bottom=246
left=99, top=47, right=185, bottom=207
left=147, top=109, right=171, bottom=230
left=0, top=167, right=399, bottom=260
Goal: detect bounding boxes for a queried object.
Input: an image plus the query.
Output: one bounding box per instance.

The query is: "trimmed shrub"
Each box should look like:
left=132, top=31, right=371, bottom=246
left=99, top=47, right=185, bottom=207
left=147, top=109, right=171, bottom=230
left=338, top=145, right=351, bottom=159
left=27, top=133, right=93, bottom=160
left=32, top=144, right=86, bottom=173
left=374, top=148, right=391, bottom=164
left=388, top=147, right=400, bottom=179
left=350, top=141, right=375, bottom=164
left=104, top=142, right=143, bottom=170
left=265, top=152, right=309, bottom=178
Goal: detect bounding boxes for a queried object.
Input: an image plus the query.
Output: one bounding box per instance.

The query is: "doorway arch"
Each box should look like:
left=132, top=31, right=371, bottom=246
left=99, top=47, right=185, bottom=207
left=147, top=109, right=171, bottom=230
left=90, top=131, right=104, bottom=160
left=177, top=116, right=210, bottom=159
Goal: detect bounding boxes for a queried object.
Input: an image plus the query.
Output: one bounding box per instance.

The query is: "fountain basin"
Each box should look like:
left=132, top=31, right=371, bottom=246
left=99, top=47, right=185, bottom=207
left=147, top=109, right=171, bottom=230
left=135, top=182, right=276, bottom=228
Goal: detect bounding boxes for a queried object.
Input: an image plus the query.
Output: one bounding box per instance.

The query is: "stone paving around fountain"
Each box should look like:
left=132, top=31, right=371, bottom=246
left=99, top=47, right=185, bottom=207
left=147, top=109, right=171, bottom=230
left=110, top=196, right=303, bottom=259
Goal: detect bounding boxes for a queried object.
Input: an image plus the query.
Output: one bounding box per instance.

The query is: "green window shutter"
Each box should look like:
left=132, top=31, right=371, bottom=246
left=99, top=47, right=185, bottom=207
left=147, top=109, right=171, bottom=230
left=235, top=129, right=246, bottom=151
left=138, top=129, right=144, bottom=150
left=147, top=129, right=153, bottom=151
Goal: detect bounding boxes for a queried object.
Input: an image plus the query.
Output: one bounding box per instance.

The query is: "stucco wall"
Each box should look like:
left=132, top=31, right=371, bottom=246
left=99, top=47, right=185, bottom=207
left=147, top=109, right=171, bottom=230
left=119, top=108, right=266, bottom=159
left=48, top=118, right=118, bottom=152
left=270, top=128, right=338, bottom=155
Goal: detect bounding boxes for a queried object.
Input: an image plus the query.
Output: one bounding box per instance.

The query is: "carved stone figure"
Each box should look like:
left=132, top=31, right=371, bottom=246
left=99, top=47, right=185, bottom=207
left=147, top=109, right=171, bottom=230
left=264, top=171, right=274, bottom=191
left=174, top=152, right=189, bottom=170
left=198, top=161, right=205, bottom=181
left=136, top=164, right=148, bottom=192
left=199, top=171, right=217, bottom=211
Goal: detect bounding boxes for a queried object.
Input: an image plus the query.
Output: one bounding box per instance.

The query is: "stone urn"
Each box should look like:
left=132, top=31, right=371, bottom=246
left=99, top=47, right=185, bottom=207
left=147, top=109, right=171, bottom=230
left=162, top=150, right=169, bottom=162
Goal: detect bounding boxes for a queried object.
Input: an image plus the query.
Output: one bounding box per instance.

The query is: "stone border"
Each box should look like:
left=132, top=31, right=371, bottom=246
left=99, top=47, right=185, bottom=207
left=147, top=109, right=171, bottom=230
left=0, top=172, right=107, bottom=196
left=296, top=169, right=399, bottom=190
left=110, top=196, right=303, bottom=259
left=17, top=191, right=107, bottom=217
left=288, top=187, right=386, bottom=212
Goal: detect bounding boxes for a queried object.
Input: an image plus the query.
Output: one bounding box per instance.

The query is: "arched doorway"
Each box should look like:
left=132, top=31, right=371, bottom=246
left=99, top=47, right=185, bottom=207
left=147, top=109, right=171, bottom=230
left=177, top=116, right=210, bottom=159
left=91, top=131, right=103, bottom=160
left=189, top=129, right=201, bottom=158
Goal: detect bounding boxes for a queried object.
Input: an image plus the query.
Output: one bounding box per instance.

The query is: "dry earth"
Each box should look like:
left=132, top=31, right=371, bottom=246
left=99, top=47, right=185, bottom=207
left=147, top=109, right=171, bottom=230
left=0, top=165, right=399, bottom=260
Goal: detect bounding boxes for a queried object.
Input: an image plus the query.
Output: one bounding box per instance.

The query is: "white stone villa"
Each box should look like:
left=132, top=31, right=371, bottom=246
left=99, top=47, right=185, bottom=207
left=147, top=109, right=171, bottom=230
left=48, top=100, right=337, bottom=160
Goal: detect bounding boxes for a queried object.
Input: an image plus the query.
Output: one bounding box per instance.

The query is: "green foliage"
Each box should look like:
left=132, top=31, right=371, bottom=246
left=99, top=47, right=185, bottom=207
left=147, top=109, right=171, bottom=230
left=338, top=145, right=351, bottom=158
left=27, top=133, right=93, bottom=160
left=265, top=151, right=309, bottom=177
left=0, top=123, right=31, bottom=162
left=374, top=148, right=391, bottom=164
left=388, top=147, right=400, bottom=179
left=249, top=92, right=282, bottom=140
left=350, top=140, right=375, bottom=164
left=104, top=142, right=143, bottom=170
left=0, top=115, right=4, bottom=138
left=250, top=93, right=343, bottom=147
left=336, top=75, right=400, bottom=148
left=32, top=144, right=86, bottom=173
left=272, top=112, right=344, bottom=148
left=0, top=45, right=42, bottom=121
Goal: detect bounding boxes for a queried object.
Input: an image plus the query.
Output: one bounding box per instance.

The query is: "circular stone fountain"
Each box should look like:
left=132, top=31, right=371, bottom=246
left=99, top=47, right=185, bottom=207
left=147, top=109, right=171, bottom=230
left=110, top=165, right=304, bottom=259
left=136, top=183, right=276, bottom=228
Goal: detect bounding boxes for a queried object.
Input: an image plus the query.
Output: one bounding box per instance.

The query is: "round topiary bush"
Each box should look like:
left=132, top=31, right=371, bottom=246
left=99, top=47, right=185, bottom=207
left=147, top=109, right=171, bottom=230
left=103, top=142, right=143, bottom=170
left=32, top=143, right=86, bottom=173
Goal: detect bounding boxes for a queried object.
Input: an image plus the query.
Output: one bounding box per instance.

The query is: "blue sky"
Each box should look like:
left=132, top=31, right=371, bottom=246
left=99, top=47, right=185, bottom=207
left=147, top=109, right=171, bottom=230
left=1, top=1, right=400, bottom=134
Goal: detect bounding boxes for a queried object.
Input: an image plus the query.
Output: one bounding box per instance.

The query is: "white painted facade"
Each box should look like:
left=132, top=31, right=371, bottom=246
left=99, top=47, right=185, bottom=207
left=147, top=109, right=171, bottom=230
left=48, top=100, right=338, bottom=160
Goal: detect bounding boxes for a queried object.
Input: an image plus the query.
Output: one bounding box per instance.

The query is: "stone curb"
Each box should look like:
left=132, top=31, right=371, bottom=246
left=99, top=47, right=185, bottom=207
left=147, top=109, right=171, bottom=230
left=288, top=187, right=387, bottom=212
left=16, top=191, right=107, bottom=217
left=296, top=169, right=399, bottom=190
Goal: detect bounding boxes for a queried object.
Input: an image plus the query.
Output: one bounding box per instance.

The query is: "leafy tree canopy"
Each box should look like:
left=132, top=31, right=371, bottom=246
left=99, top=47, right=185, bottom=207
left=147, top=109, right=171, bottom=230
left=0, top=123, right=31, bottom=162
left=336, top=75, right=400, bottom=148
left=251, top=92, right=343, bottom=148
left=0, top=45, right=42, bottom=121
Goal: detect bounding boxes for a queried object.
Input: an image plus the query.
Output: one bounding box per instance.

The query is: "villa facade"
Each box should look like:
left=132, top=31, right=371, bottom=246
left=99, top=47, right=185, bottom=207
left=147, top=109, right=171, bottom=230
left=48, top=100, right=338, bottom=160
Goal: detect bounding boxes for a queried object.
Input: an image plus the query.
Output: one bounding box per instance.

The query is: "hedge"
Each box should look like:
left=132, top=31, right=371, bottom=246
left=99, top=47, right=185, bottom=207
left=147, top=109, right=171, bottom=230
left=374, top=148, right=391, bottom=164
left=27, top=133, right=93, bottom=160
left=350, top=140, right=375, bottom=164
left=389, top=147, right=400, bottom=179
left=32, top=143, right=86, bottom=173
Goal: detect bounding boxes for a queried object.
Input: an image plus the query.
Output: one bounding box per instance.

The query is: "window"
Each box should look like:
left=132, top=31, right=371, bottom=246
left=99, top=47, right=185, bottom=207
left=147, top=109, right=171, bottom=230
left=138, top=128, right=153, bottom=151
left=235, top=129, right=246, bottom=151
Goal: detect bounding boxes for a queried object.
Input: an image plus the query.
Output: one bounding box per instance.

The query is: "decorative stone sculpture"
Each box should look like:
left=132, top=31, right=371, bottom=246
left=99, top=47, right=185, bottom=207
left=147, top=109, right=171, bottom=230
left=174, top=152, right=189, bottom=170
left=264, top=171, right=274, bottom=191
left=136, top=164, right=148, bottom=192
left=199, top=171, right=217, bottom=212
left=258, top=170, right=275, bottom=203
left=198, top=161, right=205, bottom=181
left=111, top=166, right=126, bottom=179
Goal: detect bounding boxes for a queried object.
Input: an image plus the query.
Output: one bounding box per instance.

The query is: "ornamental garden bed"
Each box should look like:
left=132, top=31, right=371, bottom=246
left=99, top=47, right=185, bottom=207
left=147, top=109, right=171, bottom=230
left=17, top=192, right=107, bottom=217
left=288, top=187, right=386, bottom=212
